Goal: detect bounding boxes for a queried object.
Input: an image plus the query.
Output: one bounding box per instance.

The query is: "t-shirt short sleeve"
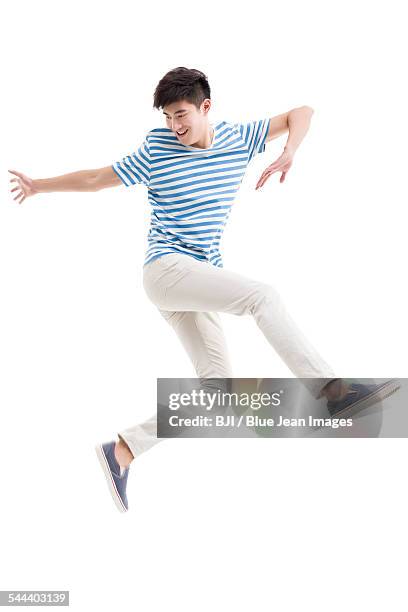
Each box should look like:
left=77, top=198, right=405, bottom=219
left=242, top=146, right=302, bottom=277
left=237, top=118, right=270, bottom=163
left=112, top=139, right=151, bottom=187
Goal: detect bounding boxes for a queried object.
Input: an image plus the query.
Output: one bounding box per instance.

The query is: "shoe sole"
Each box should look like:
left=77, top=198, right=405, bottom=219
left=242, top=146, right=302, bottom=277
left=329, top=379, right=401, bottom=419
left=95, top=445, right=128, bottom=513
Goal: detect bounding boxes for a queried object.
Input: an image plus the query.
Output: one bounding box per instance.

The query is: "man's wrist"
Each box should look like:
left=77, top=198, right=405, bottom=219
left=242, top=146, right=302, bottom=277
left=32, top=179, right=43, bottom=194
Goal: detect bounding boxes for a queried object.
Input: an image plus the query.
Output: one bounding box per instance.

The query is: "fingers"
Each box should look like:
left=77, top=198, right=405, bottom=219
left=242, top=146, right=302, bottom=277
left=10, top=178, right=25, bottom=203
left=256, top=167, right=288, bottom=190
left=9, top=177, right=23, bottom=203
left=256, top=176, right=268, bottom=190
left=255, top=150, right=292, bottom=189
left=8, top=169, right=23, bottom=178
left=256, top=170, right=272, bottom=190
left=9, top=170, right=27, bottom=203
left=256, top=159, right=285, bottom=189
left=256, top=169, right=275, bottom=190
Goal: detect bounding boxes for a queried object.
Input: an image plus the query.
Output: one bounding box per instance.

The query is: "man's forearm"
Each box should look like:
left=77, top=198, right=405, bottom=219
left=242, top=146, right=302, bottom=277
left=33, top=169, right=99, bottom=193
left=284, top=106, right=314, bottom=154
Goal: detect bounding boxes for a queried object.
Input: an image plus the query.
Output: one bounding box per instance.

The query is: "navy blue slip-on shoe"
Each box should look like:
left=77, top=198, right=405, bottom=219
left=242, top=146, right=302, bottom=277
left=327, top=379, right=401, bottom=418
left=95, top=441, right=129, bottom=513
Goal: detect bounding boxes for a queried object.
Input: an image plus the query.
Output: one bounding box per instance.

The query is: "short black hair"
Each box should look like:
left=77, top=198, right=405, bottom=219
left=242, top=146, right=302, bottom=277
left=153, top=67, right=211, bottom=110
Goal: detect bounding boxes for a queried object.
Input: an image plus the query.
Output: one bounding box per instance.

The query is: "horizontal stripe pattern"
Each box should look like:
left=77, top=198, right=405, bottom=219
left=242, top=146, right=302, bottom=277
left=112, top=118, right=270, bottom=267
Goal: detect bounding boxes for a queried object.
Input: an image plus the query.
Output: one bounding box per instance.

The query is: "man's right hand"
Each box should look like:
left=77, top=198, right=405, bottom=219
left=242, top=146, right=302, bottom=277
left=8, top=169, right=37, bottom=204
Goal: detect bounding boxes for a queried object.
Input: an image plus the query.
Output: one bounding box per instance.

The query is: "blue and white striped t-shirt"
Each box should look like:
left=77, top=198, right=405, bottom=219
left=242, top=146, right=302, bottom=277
left=112, top=118, right=270, bottom=268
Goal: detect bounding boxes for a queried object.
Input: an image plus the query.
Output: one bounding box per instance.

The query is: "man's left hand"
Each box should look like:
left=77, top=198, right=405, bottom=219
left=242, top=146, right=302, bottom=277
left=255, top=147, right=294, bottom=190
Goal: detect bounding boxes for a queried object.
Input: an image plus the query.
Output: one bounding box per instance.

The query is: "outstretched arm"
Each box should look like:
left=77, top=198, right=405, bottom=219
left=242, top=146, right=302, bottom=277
left=8, top=166, right=121, bottom=204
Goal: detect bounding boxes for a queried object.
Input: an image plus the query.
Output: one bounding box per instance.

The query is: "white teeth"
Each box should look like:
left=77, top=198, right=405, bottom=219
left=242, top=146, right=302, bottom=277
left=177, top=129, right=187, bottom=135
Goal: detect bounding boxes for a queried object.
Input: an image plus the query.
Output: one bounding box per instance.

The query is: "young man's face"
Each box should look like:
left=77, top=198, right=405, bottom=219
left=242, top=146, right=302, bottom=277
left=163, top=99, right=211, bottom=146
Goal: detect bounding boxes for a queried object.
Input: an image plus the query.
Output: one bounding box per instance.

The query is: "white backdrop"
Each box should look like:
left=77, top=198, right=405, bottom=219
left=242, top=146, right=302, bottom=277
left=1, top=1, right=407, bottom=610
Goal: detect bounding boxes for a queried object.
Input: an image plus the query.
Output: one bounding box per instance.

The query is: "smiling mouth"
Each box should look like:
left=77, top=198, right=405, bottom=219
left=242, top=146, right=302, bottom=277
left=176, top=129, right=188, bottom=138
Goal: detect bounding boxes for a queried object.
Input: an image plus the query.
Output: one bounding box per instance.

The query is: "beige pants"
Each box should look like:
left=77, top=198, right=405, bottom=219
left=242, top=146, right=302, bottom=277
left=119, top=253, right=337, bottom=456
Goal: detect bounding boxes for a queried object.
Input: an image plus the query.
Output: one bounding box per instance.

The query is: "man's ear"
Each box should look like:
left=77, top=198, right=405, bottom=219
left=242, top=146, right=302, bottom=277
left=201, top=98, right=211, bottom=115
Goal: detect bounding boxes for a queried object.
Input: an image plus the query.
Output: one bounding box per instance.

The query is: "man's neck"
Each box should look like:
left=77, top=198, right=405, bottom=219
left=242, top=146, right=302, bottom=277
left=191, top=125, right=214, bottom=149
